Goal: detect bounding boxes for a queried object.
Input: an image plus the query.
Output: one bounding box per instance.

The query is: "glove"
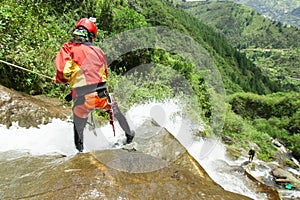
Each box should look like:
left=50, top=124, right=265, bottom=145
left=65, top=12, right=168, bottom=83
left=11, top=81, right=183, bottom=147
left=65, top=92, right=73, bottom=102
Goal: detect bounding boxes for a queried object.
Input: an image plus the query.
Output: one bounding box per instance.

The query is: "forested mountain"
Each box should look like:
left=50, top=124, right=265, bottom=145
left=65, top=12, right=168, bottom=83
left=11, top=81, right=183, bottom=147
left=174, top=0, right=300, bottom=159
left=181, top=0, right=300, bottom=28
left=0, top=0, right=299, bottom=160
left=234, top=0, right=300, bottom=28
left=177, top=1, right=300, bottom=91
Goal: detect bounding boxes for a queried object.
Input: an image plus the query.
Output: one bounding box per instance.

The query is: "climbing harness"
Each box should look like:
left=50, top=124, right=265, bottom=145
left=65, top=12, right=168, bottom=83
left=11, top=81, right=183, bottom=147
left=107, top=94, right=116, bottom=136
left=84, top=93, right=116, bottom=137
left=109, top=108, right=116, bottom=136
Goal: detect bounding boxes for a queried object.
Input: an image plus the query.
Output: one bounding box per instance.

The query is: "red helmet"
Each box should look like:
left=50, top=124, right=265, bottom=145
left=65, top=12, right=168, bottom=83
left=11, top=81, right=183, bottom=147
left=75, top=18, right=97, bottom=38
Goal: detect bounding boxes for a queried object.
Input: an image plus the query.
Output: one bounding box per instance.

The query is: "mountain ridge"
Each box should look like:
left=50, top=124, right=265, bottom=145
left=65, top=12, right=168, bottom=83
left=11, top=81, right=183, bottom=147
left=176, top=0, right=300, bottom=91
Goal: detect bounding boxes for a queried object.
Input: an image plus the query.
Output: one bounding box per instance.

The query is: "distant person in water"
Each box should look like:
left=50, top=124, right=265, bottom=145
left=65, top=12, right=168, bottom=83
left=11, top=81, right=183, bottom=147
left=53, top=17, right=135, bottom=152
left=248, top=148, right=255, bottom=162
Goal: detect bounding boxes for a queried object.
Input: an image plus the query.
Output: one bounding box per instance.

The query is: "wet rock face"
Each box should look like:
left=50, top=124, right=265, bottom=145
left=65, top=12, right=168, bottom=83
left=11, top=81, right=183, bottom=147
left=0, top=151, right=253, bottom=200
left=272, top=167, right=300, bottom=188
left=0, top=85, right=70, bottom=128
left=0, top=113, right=253, bottom=200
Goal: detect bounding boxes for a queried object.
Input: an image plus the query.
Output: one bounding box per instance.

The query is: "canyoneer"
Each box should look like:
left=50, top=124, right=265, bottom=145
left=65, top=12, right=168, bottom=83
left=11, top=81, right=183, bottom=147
left=53, top=17, right=135, bottom=152
left=248, top=147, right=255, bottom=162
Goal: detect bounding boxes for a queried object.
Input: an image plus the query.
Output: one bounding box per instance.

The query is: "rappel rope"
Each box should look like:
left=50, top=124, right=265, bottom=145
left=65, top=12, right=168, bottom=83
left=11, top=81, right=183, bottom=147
left=0, top=59, right=53, bottom=80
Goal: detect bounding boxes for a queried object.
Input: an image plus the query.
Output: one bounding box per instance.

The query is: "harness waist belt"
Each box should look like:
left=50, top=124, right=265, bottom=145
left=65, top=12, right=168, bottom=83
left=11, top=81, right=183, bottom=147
left=75, top=82, right=107, bottom=97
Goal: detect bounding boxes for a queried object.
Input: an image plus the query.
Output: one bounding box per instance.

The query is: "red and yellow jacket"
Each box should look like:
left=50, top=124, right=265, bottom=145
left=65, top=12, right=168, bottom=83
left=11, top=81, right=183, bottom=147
left=55, top=41, right=108, bottom=89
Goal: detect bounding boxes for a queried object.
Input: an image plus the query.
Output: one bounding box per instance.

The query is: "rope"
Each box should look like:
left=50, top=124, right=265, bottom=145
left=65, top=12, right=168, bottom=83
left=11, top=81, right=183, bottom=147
left=89, top=112, right=97, bottom=136
left=0, top=59, right=53, bottom=80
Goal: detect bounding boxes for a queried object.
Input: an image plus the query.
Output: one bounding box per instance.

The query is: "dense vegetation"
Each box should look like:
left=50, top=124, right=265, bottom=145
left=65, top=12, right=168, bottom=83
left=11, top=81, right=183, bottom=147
left=0, top=0, right=299, bottom=161
left=175, top=1, right=300, bottom=161
left=177, top=1, right=300, bottom=91
left=226, top=92, right=300, bottom=160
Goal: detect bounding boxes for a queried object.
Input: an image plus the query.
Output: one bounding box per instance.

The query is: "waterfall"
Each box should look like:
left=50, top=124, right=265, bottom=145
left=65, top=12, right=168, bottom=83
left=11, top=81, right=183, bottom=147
left=0, top=100, right=275, bottom=199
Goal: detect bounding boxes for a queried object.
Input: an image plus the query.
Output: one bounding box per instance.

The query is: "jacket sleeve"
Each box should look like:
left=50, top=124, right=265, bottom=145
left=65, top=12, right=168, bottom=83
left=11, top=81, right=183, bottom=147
left=55, top=42, right=72, bottom=83
left=99, top=50, right=108, bottom=82
left=97, top=47, right=108, bottom=82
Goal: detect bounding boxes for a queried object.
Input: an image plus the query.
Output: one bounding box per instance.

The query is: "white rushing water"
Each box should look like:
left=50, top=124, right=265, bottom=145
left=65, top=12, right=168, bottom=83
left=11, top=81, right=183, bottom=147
left=0, top=100, right=272, bottom=199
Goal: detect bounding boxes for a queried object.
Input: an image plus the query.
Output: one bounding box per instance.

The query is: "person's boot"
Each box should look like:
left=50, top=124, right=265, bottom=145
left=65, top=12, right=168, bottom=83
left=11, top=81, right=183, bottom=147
left=75, top=141, right=83, bottom=152
left=112, top=102, right=135, bottom=144
left=73, top=115, right=88, bottom=152
left=125, top=130, right=135, bottom=144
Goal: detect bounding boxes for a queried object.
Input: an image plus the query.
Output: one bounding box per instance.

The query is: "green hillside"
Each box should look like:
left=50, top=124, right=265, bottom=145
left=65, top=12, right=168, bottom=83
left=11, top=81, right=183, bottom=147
left=177, top=1, right=300, bottom=91
left=175, top=1, right=300, bottom=160
left=227, top=92, right=300, bottom=159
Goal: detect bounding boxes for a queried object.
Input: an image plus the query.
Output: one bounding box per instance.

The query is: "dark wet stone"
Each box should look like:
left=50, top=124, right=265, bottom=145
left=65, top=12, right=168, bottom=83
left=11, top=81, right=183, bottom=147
left=0, top=85, right=70, bottom=128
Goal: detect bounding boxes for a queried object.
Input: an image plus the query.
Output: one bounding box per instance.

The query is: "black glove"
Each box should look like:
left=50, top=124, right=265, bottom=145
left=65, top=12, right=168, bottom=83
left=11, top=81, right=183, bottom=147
left=65, top=93, right=73, bottom=102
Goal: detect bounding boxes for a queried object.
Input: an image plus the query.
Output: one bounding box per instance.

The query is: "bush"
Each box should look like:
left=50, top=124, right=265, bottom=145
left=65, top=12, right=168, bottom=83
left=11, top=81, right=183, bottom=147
left=228, top=92, right=300, bottom=160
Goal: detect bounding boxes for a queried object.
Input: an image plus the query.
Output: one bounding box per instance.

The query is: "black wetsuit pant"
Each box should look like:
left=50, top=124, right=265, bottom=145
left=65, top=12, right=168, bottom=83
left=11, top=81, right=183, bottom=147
left=73, top=114, right=87, bottom=152
left=73, top=102, right=134, bottom=152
